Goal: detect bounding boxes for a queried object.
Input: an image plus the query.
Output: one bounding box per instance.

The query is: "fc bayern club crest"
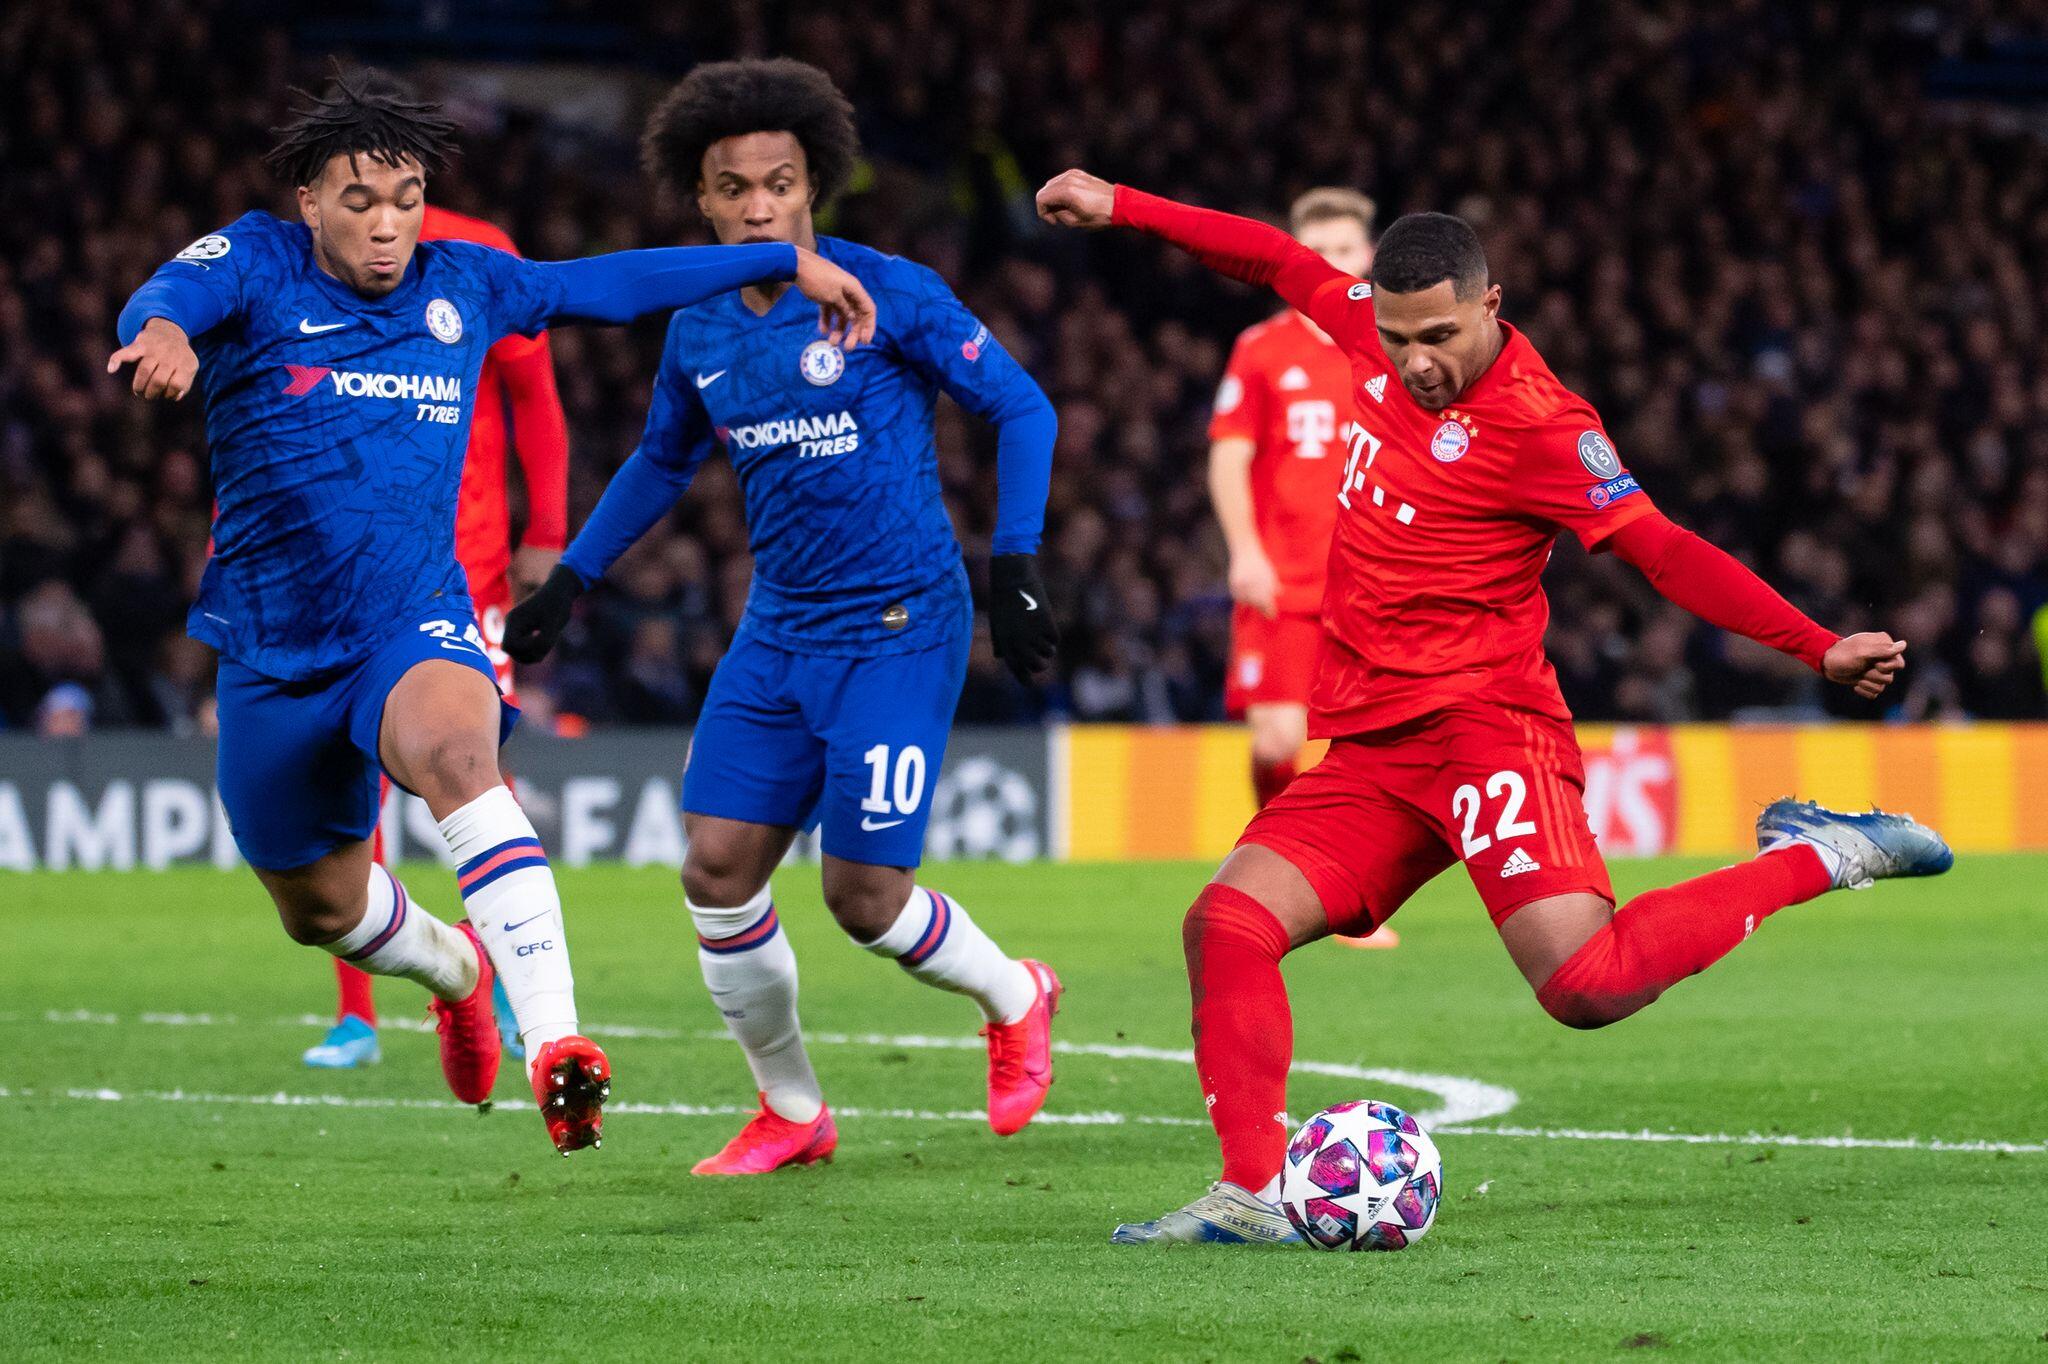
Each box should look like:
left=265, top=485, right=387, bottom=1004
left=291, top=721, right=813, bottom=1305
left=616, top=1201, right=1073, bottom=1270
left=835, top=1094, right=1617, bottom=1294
left=1430, top=420, right=1471, bottom=463
left=424, top=298, right=463, bottom=344
left=799, top=339, right=845, bottom=386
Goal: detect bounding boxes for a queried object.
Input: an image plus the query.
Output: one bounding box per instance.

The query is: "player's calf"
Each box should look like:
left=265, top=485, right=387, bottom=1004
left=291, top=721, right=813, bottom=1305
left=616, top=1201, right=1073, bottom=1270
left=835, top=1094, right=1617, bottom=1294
left=690, top=885, right=825, bottom=1125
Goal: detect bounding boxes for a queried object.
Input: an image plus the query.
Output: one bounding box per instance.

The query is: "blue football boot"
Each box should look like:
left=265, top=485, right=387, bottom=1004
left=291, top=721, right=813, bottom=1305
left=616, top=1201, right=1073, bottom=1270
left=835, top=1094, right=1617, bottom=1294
left=302, top=1014, right=381, bottom=1069
left=1755, top=798, right=1954, bottom=890
left=492, top=974, right=524, bottom=1060
left=1111, top=1182, right=1303, bottom=1246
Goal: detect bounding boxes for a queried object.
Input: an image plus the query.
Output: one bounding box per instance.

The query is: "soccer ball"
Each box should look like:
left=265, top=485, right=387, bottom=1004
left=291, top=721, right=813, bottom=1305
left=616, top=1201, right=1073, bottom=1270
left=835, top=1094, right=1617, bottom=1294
left=1280, top=1100, right=1444, bottom=1251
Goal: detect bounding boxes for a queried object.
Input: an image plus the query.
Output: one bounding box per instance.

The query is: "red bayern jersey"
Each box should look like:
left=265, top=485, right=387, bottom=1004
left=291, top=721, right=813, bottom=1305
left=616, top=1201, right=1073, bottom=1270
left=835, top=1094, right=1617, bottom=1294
left=418, top=205, right=569, bottom=593
left=1295, top=280, right=1657, bottom=734
left=1207, top=310, right=1354, bottom=616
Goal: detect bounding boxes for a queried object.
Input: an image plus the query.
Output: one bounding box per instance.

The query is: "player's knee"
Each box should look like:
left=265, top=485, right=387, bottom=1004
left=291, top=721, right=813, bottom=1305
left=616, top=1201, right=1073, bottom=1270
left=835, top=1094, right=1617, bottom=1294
left=1535, top=979, right=1647, bottom=1030
left=406, top=735, right=497, bottom=807
left=275, top=897, right=356, bottom=947
left=680, top=856, right=757, bottom=909
left=823, top=880, right=905, bottom=941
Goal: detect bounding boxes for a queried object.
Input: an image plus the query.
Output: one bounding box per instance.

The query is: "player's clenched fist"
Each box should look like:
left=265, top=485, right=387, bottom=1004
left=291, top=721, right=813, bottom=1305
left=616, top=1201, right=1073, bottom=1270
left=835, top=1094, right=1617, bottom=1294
left=503, top=564, right=585, bottom=665
left=1035, top=169, right=1116, bottom=230
left=1823, top=631, right=1908, bottom=699
left=106, top=316, right=199, bottom=401
left=792, top=247, right=877, bottom=350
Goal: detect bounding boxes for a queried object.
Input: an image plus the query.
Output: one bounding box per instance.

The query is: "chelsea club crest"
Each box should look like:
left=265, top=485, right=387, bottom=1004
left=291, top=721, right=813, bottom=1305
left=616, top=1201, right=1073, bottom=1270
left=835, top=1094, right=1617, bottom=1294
left=424, top=298, right=463, bottom=344
left=799, top=339, right=845, bottom=386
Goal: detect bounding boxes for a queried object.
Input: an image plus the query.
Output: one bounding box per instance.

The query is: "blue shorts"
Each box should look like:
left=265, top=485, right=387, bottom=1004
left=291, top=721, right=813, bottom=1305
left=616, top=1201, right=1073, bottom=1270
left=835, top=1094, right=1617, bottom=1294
left=216, top=610, right=514, bottom=870
left=682, top=627, right=970, bottom=868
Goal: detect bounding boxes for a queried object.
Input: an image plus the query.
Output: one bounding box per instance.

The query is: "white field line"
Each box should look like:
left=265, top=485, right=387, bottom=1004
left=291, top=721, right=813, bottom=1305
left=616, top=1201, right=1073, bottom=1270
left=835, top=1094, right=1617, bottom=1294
left=5, top=1009, right=2040, bottom=1155
left=12, top=1010, right=1519, bottom=1128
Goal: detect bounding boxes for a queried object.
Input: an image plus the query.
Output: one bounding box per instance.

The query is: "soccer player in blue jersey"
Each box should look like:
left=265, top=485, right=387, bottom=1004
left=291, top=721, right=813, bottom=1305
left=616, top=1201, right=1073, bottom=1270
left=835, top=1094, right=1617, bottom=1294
left=505, top=59, right=1063, bottom=1174
left=106, top=71, right=877, bottom=1154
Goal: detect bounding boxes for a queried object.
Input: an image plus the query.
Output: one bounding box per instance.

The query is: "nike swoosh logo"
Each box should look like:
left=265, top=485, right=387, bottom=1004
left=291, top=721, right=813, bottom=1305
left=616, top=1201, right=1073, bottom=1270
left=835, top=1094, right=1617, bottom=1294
left=503, top=910, right=553, bottom=933
left=695, top=370, right=727, bottom=388
left=298, top=319, right=348, bottom=335
left=1020, top=591, right=1039, bottom=611
left=861, top=816, right=906, bottom=832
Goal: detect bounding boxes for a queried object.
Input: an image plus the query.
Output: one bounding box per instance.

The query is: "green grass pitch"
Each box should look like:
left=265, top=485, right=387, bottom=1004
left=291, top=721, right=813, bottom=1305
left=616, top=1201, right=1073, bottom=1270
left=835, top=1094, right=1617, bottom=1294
left=2, top=855, right=2044, bottom=1361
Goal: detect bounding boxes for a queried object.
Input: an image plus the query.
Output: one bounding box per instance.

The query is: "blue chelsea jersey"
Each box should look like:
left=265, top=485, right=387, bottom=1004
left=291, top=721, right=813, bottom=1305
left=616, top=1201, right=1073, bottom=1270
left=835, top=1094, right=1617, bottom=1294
left=564, top=236, right=1054, bottom=658
left=142, top=211, right=562, bottom=681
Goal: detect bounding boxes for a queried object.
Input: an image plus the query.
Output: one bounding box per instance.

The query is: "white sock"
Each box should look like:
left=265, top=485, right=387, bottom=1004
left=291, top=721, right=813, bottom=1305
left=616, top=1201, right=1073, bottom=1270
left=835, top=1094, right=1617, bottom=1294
left=862, top=886, right=1035, bottom=1024
left=324, top=863, right=476, bottom=1001
left=690, top=885, right=823, bottom=1124
left=439, top=786, right=577, bottom=1062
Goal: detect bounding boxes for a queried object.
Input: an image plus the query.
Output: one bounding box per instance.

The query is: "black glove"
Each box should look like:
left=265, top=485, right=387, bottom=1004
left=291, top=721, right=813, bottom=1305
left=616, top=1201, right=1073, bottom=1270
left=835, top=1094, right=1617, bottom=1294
left=988, top=553, right=1059, bottom=685
left=503, top=564, right=584, bottom=664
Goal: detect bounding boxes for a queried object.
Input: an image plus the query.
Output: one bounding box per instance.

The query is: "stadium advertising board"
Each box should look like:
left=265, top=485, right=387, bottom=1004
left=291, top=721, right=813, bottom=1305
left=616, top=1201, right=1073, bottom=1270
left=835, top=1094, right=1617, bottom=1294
left=1, top=722, right=2035, bottom=871
left=0, top=729, right=1052, bottom=872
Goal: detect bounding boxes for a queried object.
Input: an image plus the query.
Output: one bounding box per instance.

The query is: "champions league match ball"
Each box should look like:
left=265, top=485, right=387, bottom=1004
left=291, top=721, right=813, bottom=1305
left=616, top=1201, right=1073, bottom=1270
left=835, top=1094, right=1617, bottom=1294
left=1280, top=1100, right=1444, bottom=1252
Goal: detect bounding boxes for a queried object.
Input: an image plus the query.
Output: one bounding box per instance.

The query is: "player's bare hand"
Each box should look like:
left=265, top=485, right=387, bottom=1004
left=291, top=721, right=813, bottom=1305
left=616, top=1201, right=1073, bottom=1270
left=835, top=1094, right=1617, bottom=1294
left=511, top=546, right=562, bottom=602
left=1036, top=170, right=1116, bottom=230
left=1824, top=632, right=1907, bottom=699
left=793, top=247, right=876, bottom=350
left=1228, top=548, right=1281, bottom=619
left=106, top=317, right=198, bottom=401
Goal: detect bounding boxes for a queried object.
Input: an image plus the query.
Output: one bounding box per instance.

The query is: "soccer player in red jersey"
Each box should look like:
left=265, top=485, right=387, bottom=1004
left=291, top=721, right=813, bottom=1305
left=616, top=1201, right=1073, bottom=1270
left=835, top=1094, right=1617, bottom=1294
left=303, top=203, right=569, bottom=1071
left=1037, top=170, right=1954, bottom=1245
left=1208, top=187, right=1395, bottom=950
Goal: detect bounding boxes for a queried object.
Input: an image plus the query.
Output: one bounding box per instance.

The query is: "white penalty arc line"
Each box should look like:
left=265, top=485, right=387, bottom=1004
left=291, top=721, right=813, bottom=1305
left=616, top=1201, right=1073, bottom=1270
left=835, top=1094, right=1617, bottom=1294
left=8, top=1011, right=2042, bottom=1155
left=12, top=1009, right=1520, bottom=1129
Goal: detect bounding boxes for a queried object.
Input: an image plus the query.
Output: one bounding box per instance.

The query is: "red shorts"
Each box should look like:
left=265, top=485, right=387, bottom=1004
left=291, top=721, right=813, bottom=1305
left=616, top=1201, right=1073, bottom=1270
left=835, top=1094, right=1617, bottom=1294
left=1239, top=702, right=1613, bottom=933
left=470, top=572, right=517, bottom=704
left=1225, top=608, right=1323, bottom=715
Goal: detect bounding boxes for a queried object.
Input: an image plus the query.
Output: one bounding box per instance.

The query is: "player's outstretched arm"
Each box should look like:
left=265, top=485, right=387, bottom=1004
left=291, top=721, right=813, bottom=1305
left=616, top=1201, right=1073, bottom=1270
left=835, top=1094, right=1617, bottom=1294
left=534, top=244, right=875, bottom=347
left=1036, top=169, right=1344, bottom=318
left=1607, top=512, right=1906, bottom=699
left=109, top=224, right=253, bottom=401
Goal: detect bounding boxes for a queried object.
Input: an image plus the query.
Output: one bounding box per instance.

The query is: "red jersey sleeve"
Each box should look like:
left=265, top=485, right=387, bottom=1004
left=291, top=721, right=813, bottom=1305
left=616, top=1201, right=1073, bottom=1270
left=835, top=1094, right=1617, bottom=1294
left=1112, top=186, right=1380, bottom=347
left=1608, top=513, right=1837, bottom=671
left=1206, top=333, right=1268, bottom=444
left=1512, top=420, right=1659, bottom=550
left=496, top=332, right=570, bottom=550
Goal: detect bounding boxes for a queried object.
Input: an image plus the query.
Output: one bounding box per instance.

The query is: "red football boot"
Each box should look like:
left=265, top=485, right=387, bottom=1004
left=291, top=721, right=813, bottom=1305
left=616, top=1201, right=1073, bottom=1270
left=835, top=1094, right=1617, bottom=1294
left=529, top=1035, right=612, bottom=1154
left=427, top=922, right=500, bottom=1106
left=690, top=1095, right=837, bottom=1176
left=984, top=959, right=1062, bottom=1136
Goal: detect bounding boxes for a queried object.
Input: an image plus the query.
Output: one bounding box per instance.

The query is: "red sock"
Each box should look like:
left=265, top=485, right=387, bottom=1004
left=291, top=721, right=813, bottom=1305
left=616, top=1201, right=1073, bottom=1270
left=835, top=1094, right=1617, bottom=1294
left=335, top=958, right=376, bottom=1026
left=1251, top=756, right=1297, bottom=810
left=1537, top=846, right=1831, bottom=1028
left=1184, top=882, right=1294, bottom=1191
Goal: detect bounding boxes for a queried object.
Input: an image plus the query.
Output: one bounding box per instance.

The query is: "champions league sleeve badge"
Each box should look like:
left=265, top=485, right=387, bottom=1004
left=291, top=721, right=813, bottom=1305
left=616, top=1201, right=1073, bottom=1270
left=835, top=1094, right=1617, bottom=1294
left=800, top=339, right=845, bottom=386
left=1577, top=429, right=1622, bottom=479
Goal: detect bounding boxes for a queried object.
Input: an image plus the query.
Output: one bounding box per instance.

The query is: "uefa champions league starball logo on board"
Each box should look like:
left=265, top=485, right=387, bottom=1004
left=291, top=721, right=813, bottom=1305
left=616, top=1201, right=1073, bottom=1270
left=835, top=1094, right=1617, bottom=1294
left=425, top=298, right=463, bottom=344
left=799, top=339, right=845, bottom=386
left=1431, top=420, right=1471, bottom=463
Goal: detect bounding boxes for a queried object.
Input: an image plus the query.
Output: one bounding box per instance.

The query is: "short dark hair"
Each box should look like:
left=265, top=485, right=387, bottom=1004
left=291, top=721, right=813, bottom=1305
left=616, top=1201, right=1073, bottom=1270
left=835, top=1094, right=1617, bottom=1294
left=641, top=58, right=859, bottom=205
left=264, top=66, right=459, bottom=188
left=1369, top=212, right=1488, bottom=299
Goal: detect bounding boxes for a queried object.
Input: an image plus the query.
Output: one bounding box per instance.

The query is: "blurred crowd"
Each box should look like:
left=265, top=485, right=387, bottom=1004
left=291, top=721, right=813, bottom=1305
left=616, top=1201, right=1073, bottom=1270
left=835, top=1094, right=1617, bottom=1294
left=6, top=0, right=2048, bottom=734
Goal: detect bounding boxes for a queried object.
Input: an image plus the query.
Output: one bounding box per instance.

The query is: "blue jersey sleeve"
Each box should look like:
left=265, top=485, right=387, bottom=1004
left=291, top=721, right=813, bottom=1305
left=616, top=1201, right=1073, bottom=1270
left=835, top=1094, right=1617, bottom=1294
left=887, top=263, right=1055, bottom=555
left=560, top=320, right=718, bottom=586
left=477, top=243, right=799, bottom=338
left=116, top=214, right=270, bottom=344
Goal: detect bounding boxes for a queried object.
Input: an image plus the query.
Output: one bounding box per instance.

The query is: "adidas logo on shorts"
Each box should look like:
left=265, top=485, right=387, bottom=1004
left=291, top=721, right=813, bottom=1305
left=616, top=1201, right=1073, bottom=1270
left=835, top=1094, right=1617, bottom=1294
left=1500, top=847, right=1542, bottom=878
